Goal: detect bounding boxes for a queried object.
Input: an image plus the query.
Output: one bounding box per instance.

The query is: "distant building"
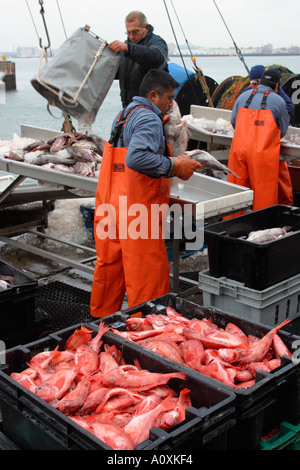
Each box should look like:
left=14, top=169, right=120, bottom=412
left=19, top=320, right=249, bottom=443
left=16, top=47, right=40, bottom=58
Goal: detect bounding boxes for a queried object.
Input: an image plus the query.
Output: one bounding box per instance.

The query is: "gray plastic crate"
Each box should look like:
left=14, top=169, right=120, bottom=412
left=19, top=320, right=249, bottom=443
left=199, top=269, right=300, bottom=326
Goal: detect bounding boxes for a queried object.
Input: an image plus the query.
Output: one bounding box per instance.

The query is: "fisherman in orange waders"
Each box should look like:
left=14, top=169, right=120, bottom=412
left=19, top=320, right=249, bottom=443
left=227, top=68, right=293, bottom=212
left=90, top=69, right=202, bottom=318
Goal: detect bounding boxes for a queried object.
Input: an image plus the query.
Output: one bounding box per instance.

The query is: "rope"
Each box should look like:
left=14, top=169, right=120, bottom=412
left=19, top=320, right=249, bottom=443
left=163, top=0, right=214, bottom=107
left=162, top=0, right=189, bottom=80
left=169, top=0, right=214, bottom=107
left=35, top=39, right=107, bottom=105
left=212, top=0, right=249, bottom=74
left=56, top=0, right=68, bottom=39
left=25, top=0, right=40, bottom=42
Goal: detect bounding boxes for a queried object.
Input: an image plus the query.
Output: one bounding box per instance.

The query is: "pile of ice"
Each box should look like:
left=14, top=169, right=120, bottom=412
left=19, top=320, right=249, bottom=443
left=45, top=198, right=94, bottom=246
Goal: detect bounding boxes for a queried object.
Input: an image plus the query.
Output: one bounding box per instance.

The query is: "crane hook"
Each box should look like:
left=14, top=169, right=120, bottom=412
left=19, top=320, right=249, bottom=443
left=38, top=0, right=51, bottom=52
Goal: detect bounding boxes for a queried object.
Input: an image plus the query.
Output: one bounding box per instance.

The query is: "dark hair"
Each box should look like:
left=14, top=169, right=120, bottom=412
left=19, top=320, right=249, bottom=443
left=139, top=69, right=179, bottom=98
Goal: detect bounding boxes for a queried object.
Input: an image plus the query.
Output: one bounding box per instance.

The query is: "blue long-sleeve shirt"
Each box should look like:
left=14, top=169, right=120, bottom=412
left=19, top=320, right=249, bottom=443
left=231, top=84, right=290, bottom=138
left=111, top=96, right=171, bottom=178
left=241, top=84, right=295, bottom=115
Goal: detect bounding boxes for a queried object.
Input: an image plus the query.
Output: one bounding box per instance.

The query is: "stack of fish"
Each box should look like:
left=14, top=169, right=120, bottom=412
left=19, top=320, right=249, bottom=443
left=10, top=322, right=190, bottom=450
left=111, top=306, right=293, bottom=390
left=0, top=131, right=105, bottom=178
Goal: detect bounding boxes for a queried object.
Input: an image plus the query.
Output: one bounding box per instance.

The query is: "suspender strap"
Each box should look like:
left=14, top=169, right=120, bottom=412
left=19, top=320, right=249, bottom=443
left=244, top=88, right=271, bottom=110
left=260, top=91, right=271, bottom=110
left=244, top=88, right=257, bottom=108
left=108, top=105, right=151, bottom=147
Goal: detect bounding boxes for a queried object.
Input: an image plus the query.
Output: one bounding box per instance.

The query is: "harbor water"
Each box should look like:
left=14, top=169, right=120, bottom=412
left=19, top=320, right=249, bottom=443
left=1, top=55, right=300, bottom=142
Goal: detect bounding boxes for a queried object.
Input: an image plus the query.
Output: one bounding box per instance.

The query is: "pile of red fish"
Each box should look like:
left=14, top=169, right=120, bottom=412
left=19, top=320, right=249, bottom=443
left=111, top=307, right=293, bottom=390
left=10, top=322, right=190, bottom=450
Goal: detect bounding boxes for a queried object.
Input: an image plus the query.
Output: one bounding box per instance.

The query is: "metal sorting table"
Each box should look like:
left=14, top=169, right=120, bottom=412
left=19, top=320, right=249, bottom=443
left=0, top=125, right=253, bottom=294
left=187, top=105, right=300, bottom=161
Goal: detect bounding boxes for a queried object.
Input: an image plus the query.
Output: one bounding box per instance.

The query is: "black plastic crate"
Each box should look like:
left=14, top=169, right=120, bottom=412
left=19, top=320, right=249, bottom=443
left=0, top=258, right=37, bottom=332
left=1, top=307, right=51, bottom=349
left=35, top=281, right=92, bottom=331
left=0, top=323, right=236, bottom=450
left=204, top=205, right=300, bottom=290
left=94, top=293, right=300, bottom=450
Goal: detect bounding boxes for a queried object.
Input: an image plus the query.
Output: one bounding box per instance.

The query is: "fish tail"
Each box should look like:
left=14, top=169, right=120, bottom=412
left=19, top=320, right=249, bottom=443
left=275, top=318, right=291, bottom=332
left=169, top=372, right=186, bottom=381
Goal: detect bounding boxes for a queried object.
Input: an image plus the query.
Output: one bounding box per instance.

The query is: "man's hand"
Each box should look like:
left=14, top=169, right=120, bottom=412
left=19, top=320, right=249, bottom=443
left=169, top=155, right=202, bottom=180
left=109, top=41, right=129, bottom=54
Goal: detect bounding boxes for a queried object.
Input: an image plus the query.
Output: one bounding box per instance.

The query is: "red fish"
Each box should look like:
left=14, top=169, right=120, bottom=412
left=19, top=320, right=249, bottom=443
left=187, top=318, right=218, bottom=334
left=126, top=317, right=153, bottom=331
left=101, top=368, right=186, bottom=391
left=131, top=393, right=162, bottom=415
left=79, top=386, right=109, bottom=415
left=55, top=376, right=91, bottom=414
left=74, top=344, right=99, bottom=376
left=95, top=387, right=143, bottom=414
left=166, top=306, right=189, bottom=323
left=35, top=368, right=77, bottom=402
left=145, top=314, right=169, bottom=329
left=238, top=318, right=291, bottom=364
left=246, top=360, right=270, bottom=377
left=272, top=333, right=292, bottom=358
left=183, top=327, right=246, bottom=349
left=30, top=346, right=60, bottom=369
left=104, top=344, right=126, bottom=366
left=159, top=388, right=191, bottom=430
left=10, top=372, right=38, bottom=393
left=235, top=369, right=253, bottom=382
left=225, top=323, right=248, bottom=345
left=179, top=339, right=204, bottom=370
left=235, top=379, right=256, bottom=389
left=139, top=340, right=185, bottom=364
left=123, top=395, right=177, bottom=446
left=65, top=326, right=93, bottom=351
left=111, top=327, right=165, bottom=341
left=50, top=350, right=75, bottom=367
left=205, top=360, right=236, bottom=387
left=217, top=348, right=242, bottom=364
left=91, top=421, right=135, bottom=450
left=88, top=321, right=109, bottom=353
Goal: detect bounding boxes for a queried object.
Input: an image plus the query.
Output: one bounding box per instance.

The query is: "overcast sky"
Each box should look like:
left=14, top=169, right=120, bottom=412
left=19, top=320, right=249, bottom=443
left=1, top=0, right=299, bottom=52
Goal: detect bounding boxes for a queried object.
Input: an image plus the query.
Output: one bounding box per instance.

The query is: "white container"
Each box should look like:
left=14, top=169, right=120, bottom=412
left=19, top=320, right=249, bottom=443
left=199, top=269, right=300, bottom=327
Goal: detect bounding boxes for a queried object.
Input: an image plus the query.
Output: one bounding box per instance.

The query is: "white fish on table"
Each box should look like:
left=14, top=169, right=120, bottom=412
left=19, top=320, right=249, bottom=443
left=185, top=149, right=239, bottom=178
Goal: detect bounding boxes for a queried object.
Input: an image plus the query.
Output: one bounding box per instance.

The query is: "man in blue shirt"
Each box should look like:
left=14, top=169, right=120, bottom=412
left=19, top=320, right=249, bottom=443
left=241, top=65, right=295, bottom=116
left=90, top=70, right=201, bottom=317
left=227, top=68, right=293, bottom=211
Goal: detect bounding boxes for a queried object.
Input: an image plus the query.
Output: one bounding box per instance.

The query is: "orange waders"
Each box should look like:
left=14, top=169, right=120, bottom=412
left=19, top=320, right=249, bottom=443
left=90, top=107, right=170, bottom=318
left=227, top=89, right=293, bottom=212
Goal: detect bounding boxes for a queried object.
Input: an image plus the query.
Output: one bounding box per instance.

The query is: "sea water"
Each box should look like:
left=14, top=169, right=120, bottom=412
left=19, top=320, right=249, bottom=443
left=1, top=55, right=299, bottom=142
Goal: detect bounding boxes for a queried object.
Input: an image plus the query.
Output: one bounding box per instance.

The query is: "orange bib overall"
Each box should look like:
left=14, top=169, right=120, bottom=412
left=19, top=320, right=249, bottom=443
left=90, top=107, right=170, bottom=318
left=227, top=89, right=293, bottom=211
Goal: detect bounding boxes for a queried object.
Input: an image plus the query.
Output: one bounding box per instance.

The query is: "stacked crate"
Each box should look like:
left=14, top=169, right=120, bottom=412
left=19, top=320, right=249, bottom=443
left=200, top=205, right=300, bottom=328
